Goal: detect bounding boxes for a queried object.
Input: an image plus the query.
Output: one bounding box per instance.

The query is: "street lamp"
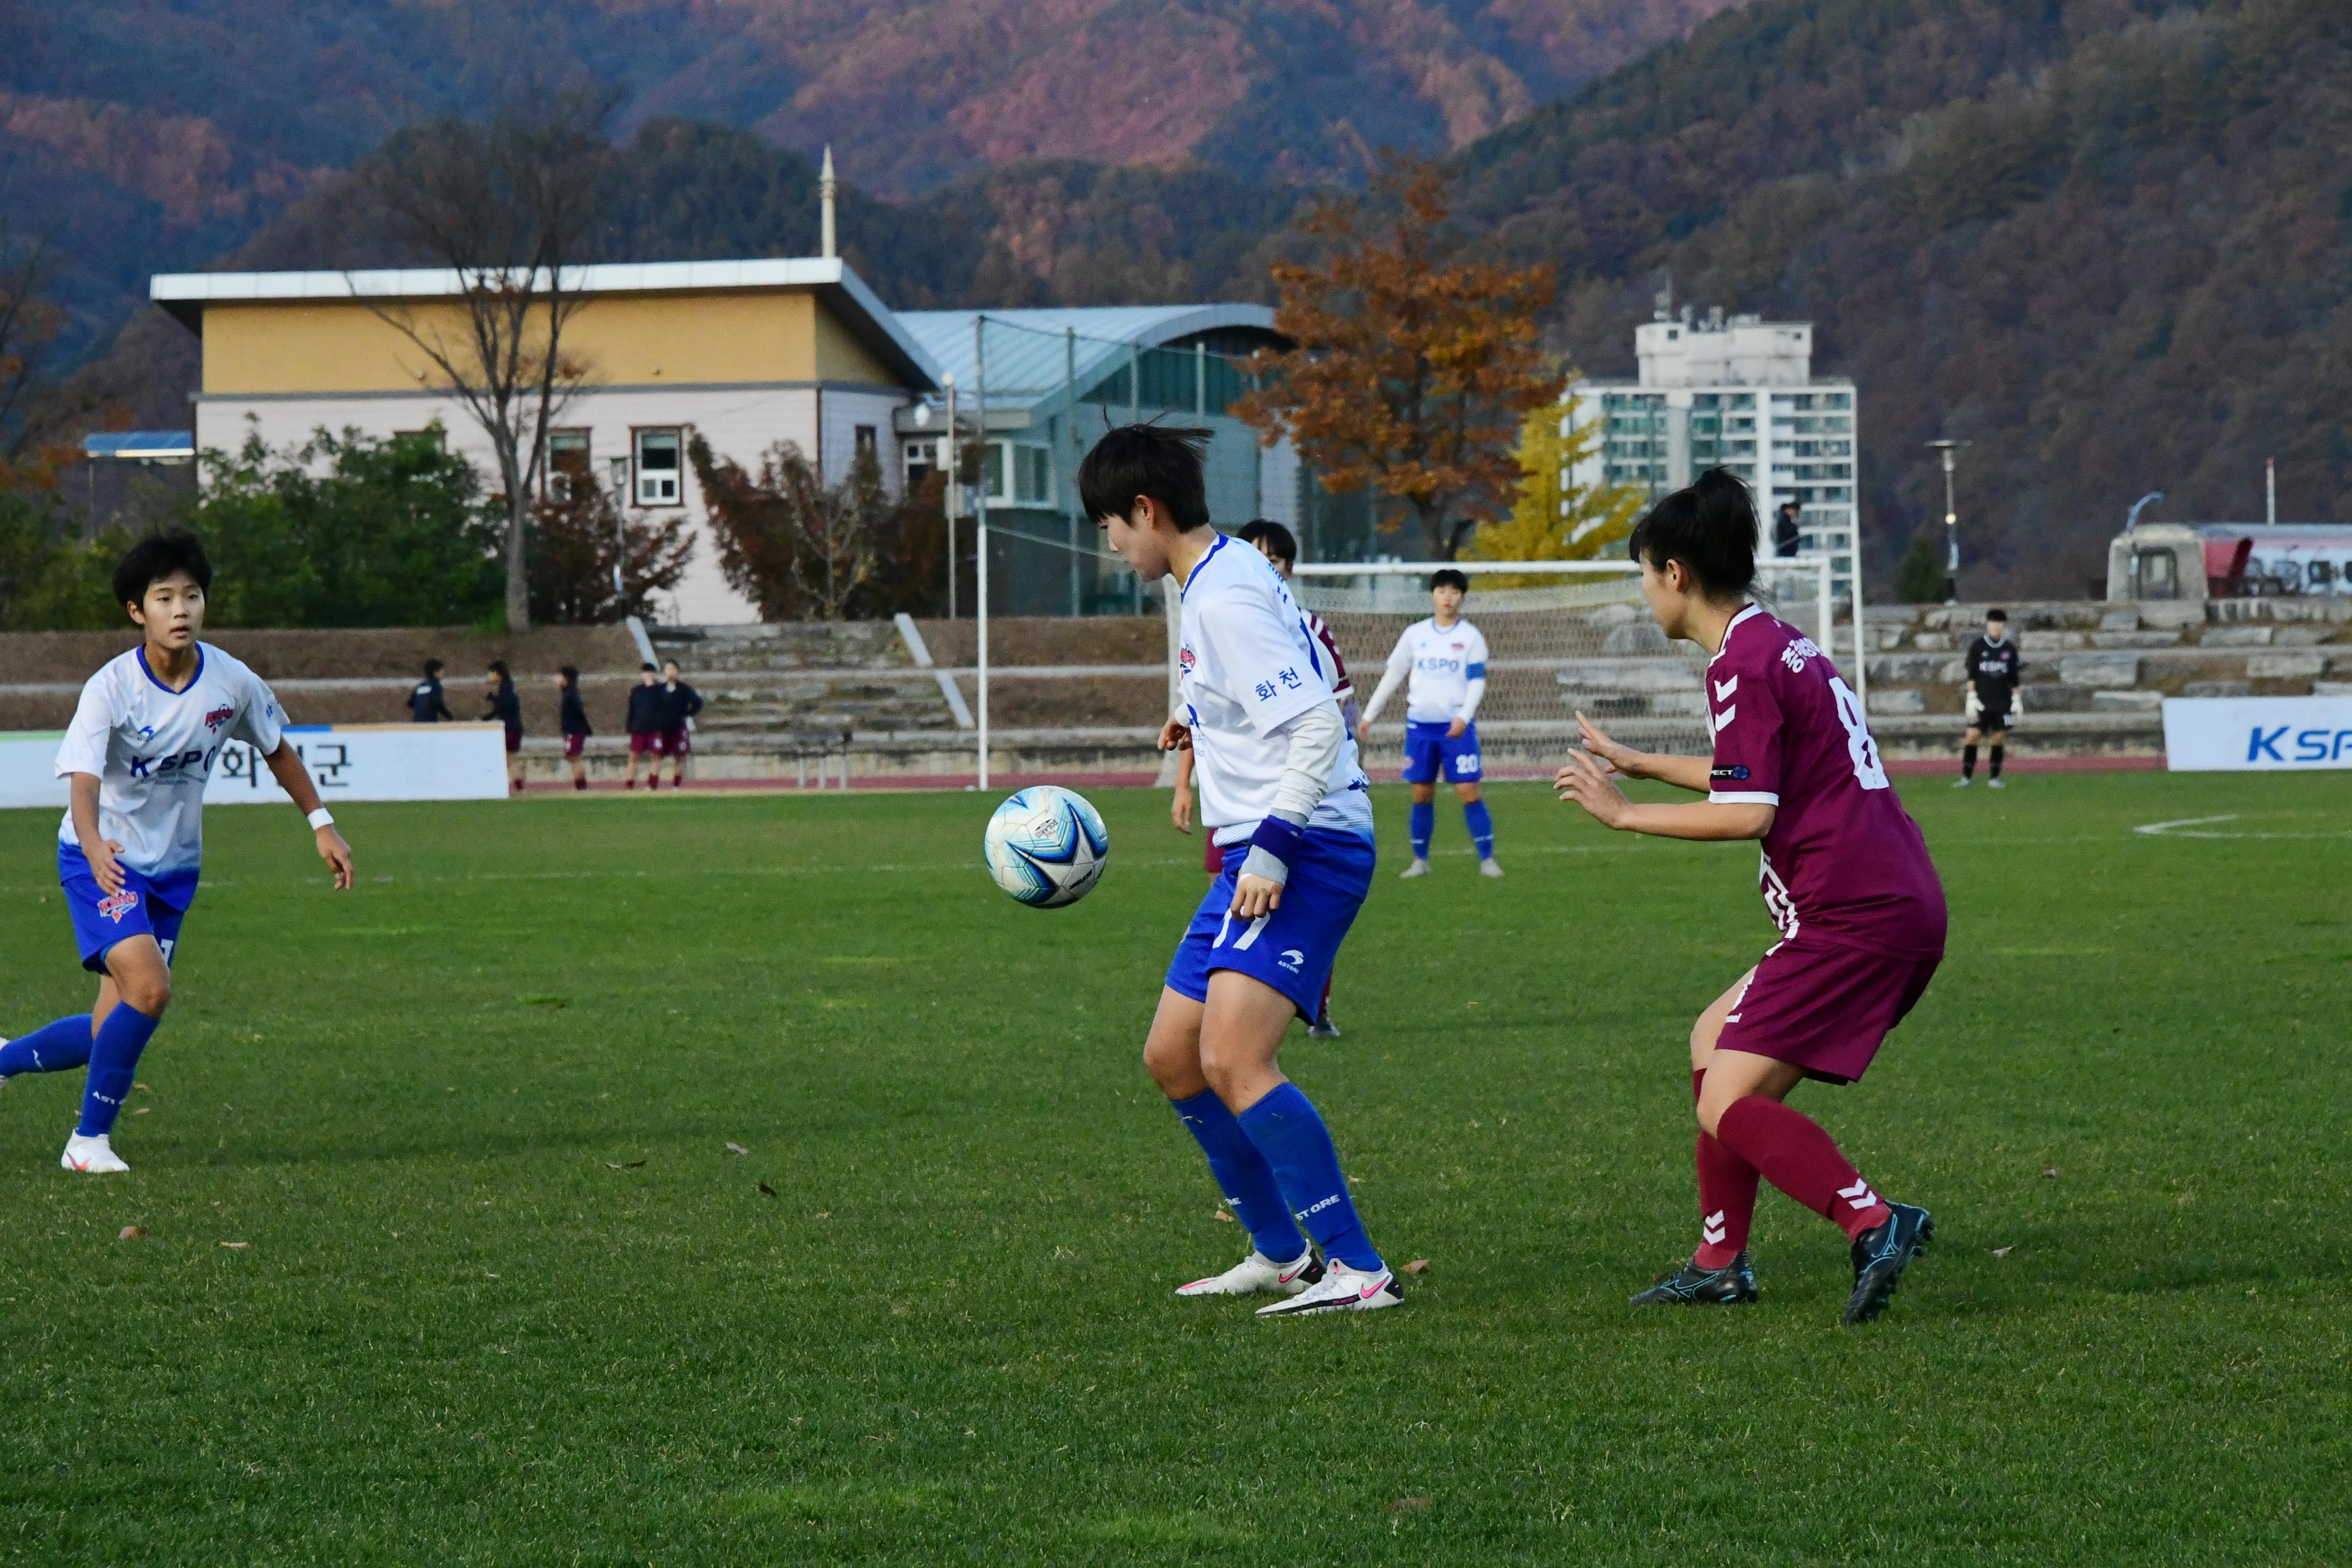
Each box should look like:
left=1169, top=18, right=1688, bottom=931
left=1925, top=439, right=1972, bottom=604
left=2125, top=491, right=2164, bottom=531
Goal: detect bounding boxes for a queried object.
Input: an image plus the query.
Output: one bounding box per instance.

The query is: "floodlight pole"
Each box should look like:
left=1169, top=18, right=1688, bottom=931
left=975, top=316, right=990, bottom=792
left=942, top=375, right=958, bottom=620
left=1926, top=439, right=1971, bottom=604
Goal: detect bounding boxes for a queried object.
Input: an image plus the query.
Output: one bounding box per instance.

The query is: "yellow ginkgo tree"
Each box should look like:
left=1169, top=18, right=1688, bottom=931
left=1464, top=393, right=1646, bottom=567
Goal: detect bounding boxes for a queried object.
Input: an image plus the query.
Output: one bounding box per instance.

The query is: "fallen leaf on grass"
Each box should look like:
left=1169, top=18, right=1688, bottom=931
left=604, top=1160, right=647, bottom=1170
left=815, top=1211, right=831, bottom=1220
left=119, top=1225, right=145, bottom=1240
left=1211, top=1208, right=1235, bottom=1224
left=725, top=1142, right=749, bottom=1156
left=131, top=1107, right=150, bottom=1116
left=132, top=1082, right=150, bottom=1092
left=1402, top=1259, right=1430, bottom=1276
left=757, top=1182, right=776, bottom=1197
left=219, top=1241, right=249, bottom=1250
left=1992, top=1247, right=2014, bottom=1258
left=2041, top=1168, right=2061, bottom=1179
left=1387, top=1497, right=1432, bottom=1514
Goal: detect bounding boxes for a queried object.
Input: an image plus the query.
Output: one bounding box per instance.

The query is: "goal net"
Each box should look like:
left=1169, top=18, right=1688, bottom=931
left=1287, top=559, right=1843, bottom=780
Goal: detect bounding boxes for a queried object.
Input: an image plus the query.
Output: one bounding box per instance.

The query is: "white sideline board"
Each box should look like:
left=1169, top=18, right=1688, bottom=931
left=2161, top=697, right=2352, bottom=771
left=0, top=723, right=511, bottom=809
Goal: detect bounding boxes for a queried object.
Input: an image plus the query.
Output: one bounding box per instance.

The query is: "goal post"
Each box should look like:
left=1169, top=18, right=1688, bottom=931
left=1256, top=556, right=1848, bottom=781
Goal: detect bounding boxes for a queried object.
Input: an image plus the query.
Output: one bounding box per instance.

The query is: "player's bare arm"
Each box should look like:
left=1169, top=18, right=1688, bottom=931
left=1555, top=748, right=1774, bottom=839
left=67, top=772, right=126, bottom=896
left=1573, top=712, right=1714, bottom=792
left=261, top=741, right=355, bottom=889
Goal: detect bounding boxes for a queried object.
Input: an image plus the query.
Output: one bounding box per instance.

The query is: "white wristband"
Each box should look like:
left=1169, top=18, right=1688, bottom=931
left=307, top=808, right=335, bottom=830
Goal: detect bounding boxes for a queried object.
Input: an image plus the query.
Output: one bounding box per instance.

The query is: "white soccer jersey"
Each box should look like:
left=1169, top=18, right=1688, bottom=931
left=54, top=643, right=286, bottom=900
left=1384, top=617, right=1490, bottom=723
left=1177, top=535, right=1374, bottom=847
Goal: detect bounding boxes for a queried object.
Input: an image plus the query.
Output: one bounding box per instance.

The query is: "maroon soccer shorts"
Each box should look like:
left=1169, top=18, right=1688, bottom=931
left=628, top=732, right=657, bottom=756
left=503, top=724, right=523, bottom=754
left=1714, top=935, right=1940, bottom=1084
left=661, top=726, right=691, bottom=757
left=563, top=733, right=585, bottom=759
left=1204, top=836, right=1225, bottom=875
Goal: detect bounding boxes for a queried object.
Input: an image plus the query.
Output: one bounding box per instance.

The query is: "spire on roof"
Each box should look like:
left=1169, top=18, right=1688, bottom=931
left=820, top=145, right=837, bottom=260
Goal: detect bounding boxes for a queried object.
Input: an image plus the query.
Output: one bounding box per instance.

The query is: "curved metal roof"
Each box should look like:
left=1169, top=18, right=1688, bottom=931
left=896, top=305, right=1280, bottom=407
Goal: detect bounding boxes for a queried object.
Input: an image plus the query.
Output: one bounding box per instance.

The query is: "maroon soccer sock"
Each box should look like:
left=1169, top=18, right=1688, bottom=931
left=1714, top=1095, right=1892, bottom=1240
left=1694, top=1132, right=1760, bottom=1267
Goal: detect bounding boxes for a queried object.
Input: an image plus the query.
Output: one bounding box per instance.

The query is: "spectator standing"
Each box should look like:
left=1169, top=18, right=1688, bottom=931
left=624, top=664, right=663, bottom=789
left=484, top=660, right=523, bottom=794
left=556, top=666, right=592, bottom=792
left=1772, top=501, right=1804, bottom=559
left=408, top=659, right=454, bottom=722
left=656, top=659, right=703, bottom=790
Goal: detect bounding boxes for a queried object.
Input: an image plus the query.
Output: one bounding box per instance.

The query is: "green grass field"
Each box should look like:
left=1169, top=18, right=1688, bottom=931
left=2, top=773, right=2348, bottom=1564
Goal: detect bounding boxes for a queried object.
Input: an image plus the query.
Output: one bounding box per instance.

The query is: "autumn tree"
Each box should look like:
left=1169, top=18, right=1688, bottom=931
left=694, top=438, right=906, bottom=621
left=527, top=472, right=696, bottom=625
left=0, top=227, right=89, bottom=494
left=354, top=86, right=618, bottom=631
left=1465, top=396, right=1645, bottom=566
left=1234, top=158, right=1563, bottom=560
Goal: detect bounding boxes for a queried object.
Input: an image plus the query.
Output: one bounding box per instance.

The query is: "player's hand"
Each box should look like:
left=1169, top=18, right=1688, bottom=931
left=1157, top=717, right=1192, bottom=753
left=1355, top=717, right=1371, bottom=749
left=316, top=826, right=354, bottom=890
left=1573, top=711, right=1641, bottom=779
left=1171, top=787, right=1193, bottom=833
left=1230, top=871, right=1283, bottom=920
left=1446, top=717, right=1467, bottom=738
left=1555, top=747, right=1633, bottom=828
left=82, top=836, right=128, bottom=896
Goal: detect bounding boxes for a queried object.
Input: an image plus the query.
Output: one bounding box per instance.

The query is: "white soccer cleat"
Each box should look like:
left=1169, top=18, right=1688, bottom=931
left=1952, top=776, right=1972, bottom=788
left=1307, top=1015, right=1342, bottom=1040
left=1398, top=859, right=1429, bottom=879
left=60, top=1133, right=129, bottom=1174
left=1987, top=778, right=2006, bottom=790
left=1256, top=1260, right=1402, bottom=1317
left=1479, top=857, right=1504, bottom=878
left=1176, top=1248, right=1322, bottom=1297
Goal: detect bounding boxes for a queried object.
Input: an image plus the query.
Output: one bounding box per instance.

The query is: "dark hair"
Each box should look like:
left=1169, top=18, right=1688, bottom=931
left=662, top=657, right=679, bottom=671
left=640, top=661, right=658, bottom=672
left=558, top=664, right=579, bottom=686
left=488, top=659, right=511, bottom=681
left=111, top=529, right=212, bottom=609
left=1430, top=568, right=1470, bottom=593
left=1626, top=468, right=1757, bottom=597
left=422, top=658, right=444, bottom=678
left=1237, top=518, right=1297, bottom=565
left=1986, top=608, right=2009, bottom=622
left=1077, top=425, right=1212, bottom=531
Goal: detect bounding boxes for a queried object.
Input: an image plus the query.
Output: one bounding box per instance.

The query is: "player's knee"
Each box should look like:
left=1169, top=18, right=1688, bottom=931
left=1455, top=783, right=1480, bottom=802
left=122, top=970, right=172, bottom=1017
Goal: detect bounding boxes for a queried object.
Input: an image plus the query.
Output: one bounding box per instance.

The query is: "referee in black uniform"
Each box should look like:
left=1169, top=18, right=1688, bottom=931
left=1957, top=608, right=2022, bottom=789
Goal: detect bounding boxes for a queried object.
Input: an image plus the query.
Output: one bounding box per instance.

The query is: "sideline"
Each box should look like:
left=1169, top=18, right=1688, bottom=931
left=2134, top=813, right=2352, bottom=840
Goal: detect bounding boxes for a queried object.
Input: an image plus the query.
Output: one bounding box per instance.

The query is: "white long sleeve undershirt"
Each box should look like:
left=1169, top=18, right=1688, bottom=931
left=1238, top=700, right=1345, bottom=883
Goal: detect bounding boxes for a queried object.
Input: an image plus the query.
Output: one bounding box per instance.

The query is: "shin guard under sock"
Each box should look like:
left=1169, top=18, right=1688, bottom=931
left=1462, top=799, right=1494, bottom=860
left=1171, top=1091, right=1303, bottom=1264
left=0, top=1015, right=94, bottom=1077
left=1714, top=1095, right=1891, bottom=1240
left=1408, top=801, right=1433, bottom=860
left=1961, top=744, right=1977, bottom=779
left=77, top=1004, right=160, bottom=1138
left=1238, top=1083, right=1381, bottom=1272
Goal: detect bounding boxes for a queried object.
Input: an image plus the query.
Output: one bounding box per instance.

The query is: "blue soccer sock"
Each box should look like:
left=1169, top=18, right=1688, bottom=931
left=1237, top=1083, right=1382, bottom=1273
left=0, top=1015, right=94, bottom=1077
left=1463, top=798, right=1495, bottom=860
left=1171, top=1090, right=1304, bottom=1265
left=77, top=1004, right=160, bottom=1138
left=1409, top=800, right=1434, bottom=860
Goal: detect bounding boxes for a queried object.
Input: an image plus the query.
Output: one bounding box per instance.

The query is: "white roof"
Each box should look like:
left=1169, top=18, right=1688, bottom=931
left=151, top=258, right=942, bottom=389
left=897, top=305, right=1280, bottom=406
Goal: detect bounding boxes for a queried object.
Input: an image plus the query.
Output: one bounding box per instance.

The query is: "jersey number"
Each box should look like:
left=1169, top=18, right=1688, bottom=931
left=1829, top=677, right=1889, bottom=791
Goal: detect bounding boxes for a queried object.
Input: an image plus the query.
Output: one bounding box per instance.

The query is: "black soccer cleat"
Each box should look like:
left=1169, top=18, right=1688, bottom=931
left=1631, top=1250, right=1759, bottom=1307
left=1843, top=1203, right=1933, bottom=1325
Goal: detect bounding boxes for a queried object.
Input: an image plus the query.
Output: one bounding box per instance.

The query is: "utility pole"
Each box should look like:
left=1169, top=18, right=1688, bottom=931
left=942, top=374, right=957, bottom=619
left=1925, top=439, right=1971, bottom=604
left=975, top=316, right=990, bottom=791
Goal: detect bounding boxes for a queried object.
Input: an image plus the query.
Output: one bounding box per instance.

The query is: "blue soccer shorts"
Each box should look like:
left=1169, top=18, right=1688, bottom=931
left=1166, top=829, right=1375, bottom=1019
left=59, top=844, right=186, bottom=974
left=1402, top=719, right=1483, bottom=784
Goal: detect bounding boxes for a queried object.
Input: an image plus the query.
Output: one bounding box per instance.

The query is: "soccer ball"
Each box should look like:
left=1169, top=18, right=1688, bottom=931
left=983, top=787, right=1109, bottom=908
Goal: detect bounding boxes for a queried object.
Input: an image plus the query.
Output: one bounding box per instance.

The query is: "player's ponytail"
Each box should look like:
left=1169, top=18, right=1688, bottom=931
left=1626, top=467, right=1758, bottom=599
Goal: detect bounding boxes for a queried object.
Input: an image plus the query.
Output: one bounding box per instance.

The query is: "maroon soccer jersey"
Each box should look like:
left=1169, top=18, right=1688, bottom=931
left=1304, top=607, right=1353, bottom=700
left=1705, top=605, right=1946, bottom=959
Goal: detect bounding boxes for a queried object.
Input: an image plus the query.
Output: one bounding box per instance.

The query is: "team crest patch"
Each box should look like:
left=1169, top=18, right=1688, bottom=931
left=98, top=889, right=139, bottom=923
left=1178, top=645, right=1196, bottom=676
left=203, top=705, right=236, bottom=732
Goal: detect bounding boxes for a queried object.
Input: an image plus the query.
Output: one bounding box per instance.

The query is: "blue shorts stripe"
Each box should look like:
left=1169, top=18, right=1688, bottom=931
left=1166, top=830, right=1374, bottom=1018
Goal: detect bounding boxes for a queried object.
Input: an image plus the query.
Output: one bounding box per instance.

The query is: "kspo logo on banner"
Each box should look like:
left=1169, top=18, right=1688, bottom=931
left=2161, top=697, right=2352, bottom=772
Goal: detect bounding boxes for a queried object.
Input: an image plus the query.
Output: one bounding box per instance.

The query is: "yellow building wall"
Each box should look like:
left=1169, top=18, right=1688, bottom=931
left=201, top=290, right=902, bottom=395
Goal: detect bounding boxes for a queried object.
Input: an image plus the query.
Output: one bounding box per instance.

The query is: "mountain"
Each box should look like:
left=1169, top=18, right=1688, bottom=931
left=1455, top=0, right=2352, bottom=593
left=0, top=0, right=1736, bottom=363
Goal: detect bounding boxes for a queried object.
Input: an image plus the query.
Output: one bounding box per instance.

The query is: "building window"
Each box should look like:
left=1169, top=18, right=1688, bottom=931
left=1016, top=445, right=1054, bottom=506
left=855, top=425, right=878, bottom=460
left=635, top=428, right=682, bottom=506
left=546, top=428, right=590, bottom=498
left=904, top=438, right=941, bottom=489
